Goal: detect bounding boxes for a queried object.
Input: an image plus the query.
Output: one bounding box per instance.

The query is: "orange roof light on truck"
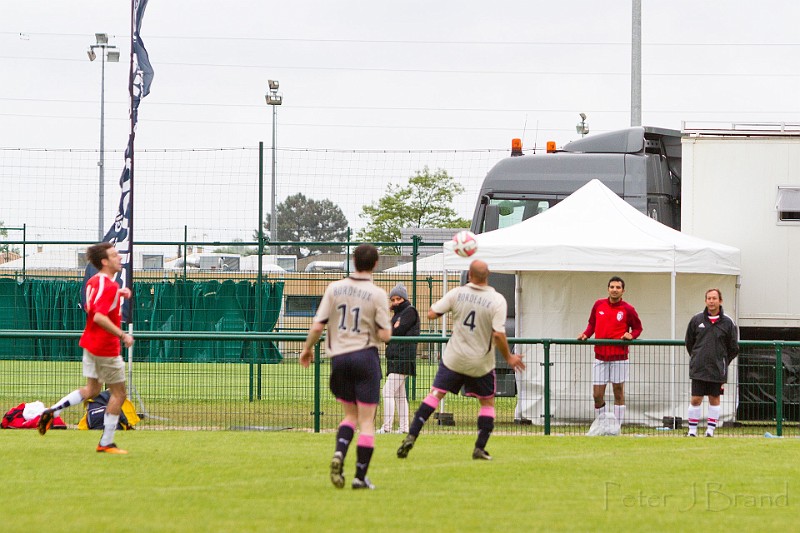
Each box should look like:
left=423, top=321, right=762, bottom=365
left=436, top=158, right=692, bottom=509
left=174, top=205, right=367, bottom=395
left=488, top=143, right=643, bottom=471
left=511, top=138, right=523, bottom=156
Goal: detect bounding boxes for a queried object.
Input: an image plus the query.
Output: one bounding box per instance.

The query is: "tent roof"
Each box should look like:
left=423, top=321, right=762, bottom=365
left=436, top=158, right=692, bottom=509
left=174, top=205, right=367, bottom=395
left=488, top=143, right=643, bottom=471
left=444, top=179, right=741, bottom=275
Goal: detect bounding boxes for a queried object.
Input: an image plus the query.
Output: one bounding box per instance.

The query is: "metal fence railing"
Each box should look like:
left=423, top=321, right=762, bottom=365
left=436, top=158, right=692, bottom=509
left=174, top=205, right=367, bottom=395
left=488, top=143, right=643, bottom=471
left=0, top=331, right=797, bottom=438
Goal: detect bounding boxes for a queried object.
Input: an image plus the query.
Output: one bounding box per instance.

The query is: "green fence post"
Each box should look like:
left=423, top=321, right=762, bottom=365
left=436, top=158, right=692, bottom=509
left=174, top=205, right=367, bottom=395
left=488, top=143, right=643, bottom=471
left=314, top=342, right=322, bottom=433
left=248, top=356, right=254, bottom=402
left=775, top=343, right=783, bottom=437
left=183, top=225, right=188, bottom=280
left=345, top=228, right=352, bottom=276
left=257, top=364, right=263, bottom=401
left=411, top=235, right=420, bottom=306
left=543, top=340, right=551, bottom=435
left=22, top=224, right=26, bottom=281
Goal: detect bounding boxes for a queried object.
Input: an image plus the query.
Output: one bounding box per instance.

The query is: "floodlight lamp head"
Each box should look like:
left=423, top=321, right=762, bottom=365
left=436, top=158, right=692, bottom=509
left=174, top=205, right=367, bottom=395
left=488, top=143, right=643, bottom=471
left=95, top=33, right=109, bottom=45
left=266, top=94, right=283, bottom=106
left=579, top=112, right=587, bottom=121
left=107, top=49, right=120, bottom=62
left=268, top=80, right=280, bottom=91
left=87, top=48, right=97, bottom=61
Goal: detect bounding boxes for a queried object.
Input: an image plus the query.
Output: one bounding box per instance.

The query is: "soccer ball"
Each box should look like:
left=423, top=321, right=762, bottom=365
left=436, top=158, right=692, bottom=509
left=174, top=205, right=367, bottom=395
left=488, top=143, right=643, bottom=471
left=452, top=230, right=478, bottom=258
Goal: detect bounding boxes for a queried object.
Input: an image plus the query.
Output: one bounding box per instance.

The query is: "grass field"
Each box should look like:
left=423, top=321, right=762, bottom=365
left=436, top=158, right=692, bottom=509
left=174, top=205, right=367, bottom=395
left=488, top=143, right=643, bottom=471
left=1, top=431, right=797, bottom=532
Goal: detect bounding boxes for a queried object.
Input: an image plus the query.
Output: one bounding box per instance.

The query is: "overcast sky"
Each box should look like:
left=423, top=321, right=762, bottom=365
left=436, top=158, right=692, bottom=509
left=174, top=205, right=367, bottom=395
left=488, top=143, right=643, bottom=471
left=2, top=1, right=800, bottom=246
left=2, top=1, right=799, bottom=153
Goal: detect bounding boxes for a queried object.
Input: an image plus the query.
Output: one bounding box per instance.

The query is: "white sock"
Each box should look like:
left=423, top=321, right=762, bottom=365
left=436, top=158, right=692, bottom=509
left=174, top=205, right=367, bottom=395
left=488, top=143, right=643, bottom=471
left=100, top=413, right=120, bottom=446
left=687, top=405, right=702, bottom=435
left=707, top=405, right=721, bottom=435
left=595, top=403, right=606, bottom=417
left=613, top=404, right=626, bottom=425
left=51, top=390, right=84, bottom=415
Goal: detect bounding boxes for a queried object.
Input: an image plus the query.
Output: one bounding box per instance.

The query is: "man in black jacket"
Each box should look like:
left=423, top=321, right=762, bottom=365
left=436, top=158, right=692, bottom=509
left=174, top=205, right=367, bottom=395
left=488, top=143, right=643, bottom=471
left=379, top=284, right=419, bottom=434
left=684, top=288, right=738, bottom=437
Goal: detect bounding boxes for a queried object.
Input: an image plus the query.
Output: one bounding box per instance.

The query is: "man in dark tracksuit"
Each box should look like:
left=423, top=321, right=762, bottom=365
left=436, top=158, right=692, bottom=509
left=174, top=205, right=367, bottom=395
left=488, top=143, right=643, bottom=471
left=685, top=288, right=739, bottom=437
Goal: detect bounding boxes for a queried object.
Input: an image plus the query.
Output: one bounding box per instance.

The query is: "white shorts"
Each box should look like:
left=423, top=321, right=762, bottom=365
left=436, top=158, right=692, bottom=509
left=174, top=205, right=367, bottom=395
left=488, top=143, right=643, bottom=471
left=592, top=360, right=628, bottom=385
left=83, top=349, right=126, bottom=385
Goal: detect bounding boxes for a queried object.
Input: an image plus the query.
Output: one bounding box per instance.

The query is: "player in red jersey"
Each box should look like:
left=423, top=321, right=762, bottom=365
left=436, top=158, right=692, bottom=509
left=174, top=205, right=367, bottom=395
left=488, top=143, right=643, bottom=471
left=578, top=276, right=642, bottom=426
left=38, top=243, right=134, bottom=454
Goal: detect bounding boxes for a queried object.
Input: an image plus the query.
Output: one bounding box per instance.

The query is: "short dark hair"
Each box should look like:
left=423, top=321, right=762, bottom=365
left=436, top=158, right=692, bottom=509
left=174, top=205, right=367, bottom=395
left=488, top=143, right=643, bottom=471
left=353, top=244, right=379, bottom=272
left=705, top=288, right=722, bottom=300
left=608, top=276, right=625, bottom=289
left=86, top=242, right=114, bottom=270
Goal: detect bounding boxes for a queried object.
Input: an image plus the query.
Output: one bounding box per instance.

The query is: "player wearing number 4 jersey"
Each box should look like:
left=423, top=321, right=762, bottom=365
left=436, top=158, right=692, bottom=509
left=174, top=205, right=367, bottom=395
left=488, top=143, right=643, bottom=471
left=397, top=260, right=525, bottom=461
left=300, top=244, right=391, bottom=490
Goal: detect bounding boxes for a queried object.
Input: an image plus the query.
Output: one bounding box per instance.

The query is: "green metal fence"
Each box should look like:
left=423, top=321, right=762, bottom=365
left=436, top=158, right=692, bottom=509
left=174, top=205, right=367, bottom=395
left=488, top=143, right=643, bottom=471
left=0, top=238, right=449, bottom=336
left=0, top=330, right=796, bottom=438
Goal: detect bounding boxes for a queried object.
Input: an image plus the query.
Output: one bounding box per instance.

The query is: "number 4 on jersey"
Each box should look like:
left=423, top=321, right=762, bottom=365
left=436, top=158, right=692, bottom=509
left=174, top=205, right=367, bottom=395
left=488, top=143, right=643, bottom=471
left=463, top=310, right=477, bottom=331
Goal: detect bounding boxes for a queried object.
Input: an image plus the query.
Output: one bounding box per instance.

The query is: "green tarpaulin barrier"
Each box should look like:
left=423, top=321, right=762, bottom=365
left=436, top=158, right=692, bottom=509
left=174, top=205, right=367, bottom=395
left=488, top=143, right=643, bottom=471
left=0, top=278, right=284, bottom=363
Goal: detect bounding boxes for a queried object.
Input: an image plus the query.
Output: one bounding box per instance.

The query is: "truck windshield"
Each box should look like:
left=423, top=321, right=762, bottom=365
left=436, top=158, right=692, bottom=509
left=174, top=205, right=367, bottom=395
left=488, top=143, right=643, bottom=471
left=480, top=198, right=557, bottom=233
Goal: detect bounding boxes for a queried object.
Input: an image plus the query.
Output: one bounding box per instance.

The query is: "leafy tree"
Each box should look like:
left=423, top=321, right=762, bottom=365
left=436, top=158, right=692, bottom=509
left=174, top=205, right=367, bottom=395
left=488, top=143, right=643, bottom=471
left=255, top=193, right=349, bottom=257
left=0, top=220, right=19, bottom=257
left=357, top=167, right=470, bottom=254
left=213, top=238, right=257, bottom=256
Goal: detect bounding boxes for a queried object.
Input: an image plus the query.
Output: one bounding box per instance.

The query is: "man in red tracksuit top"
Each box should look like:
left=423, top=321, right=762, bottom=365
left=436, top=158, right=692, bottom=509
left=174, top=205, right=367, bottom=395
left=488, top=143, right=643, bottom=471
left=38, top=242, right=134, bottom=454
left=578, top=276, right=643, bottom=427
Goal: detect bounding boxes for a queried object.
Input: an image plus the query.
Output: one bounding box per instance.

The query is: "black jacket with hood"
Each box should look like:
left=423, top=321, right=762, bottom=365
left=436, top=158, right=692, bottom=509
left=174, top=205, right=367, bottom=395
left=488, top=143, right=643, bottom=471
left=385, top=300, right=419, bottom=376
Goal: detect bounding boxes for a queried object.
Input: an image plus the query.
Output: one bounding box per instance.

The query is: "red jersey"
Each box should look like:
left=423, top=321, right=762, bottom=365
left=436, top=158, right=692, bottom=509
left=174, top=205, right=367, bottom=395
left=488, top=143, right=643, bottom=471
left=582, top=298, right=643, bottom=361
left=79, top=273, right=122, bottom=357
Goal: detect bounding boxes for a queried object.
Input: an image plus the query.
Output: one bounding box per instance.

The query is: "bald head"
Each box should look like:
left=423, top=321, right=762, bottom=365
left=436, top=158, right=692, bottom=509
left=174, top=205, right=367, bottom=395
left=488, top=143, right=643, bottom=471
left=468, top=260, right=489, bottom=285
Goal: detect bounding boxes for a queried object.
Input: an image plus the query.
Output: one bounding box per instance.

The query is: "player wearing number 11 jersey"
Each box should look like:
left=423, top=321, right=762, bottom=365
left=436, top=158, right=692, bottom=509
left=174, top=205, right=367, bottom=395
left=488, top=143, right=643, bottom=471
left=397, top=260, right=525, bottom=461
left=300, top=244, right=391, bottom=490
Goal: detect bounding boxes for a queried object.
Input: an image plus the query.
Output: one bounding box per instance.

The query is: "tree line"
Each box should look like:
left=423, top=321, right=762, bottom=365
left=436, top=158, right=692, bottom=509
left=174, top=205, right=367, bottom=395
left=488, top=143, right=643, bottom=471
left=243, top=166, right=469, bottom=257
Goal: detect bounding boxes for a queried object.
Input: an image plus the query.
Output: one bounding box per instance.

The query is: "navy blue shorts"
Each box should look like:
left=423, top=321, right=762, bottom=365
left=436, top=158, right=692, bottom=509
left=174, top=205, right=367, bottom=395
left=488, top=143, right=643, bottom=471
left=691, top=379, right=724, bottom=397
left=432, top=360, right=496, bottom=399
left=329, top=347, right=382, bottom=405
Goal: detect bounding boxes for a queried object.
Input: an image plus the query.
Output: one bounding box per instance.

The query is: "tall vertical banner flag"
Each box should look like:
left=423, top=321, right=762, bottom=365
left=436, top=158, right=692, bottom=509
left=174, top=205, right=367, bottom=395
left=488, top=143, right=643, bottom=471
left=81, top=0, right=153, bottom=322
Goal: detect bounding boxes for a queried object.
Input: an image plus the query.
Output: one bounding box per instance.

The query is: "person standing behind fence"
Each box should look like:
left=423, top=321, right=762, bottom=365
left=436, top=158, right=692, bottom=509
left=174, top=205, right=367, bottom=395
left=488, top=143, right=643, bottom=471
left=578, top=276, right=642, bottom=427
left=397, top=260, right=525, bottom=461
left=299, top=244, right=391, bottom=490
left=684, top=288, right=738, bottom=437
left=38, top=242, right=134, bottom=454
left=378, top=283, right=419, bottom=434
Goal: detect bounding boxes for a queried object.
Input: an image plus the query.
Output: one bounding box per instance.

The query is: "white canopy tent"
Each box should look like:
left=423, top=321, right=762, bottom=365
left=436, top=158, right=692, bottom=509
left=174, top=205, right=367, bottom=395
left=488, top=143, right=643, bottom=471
left=443, top=179, right=742, bottom=427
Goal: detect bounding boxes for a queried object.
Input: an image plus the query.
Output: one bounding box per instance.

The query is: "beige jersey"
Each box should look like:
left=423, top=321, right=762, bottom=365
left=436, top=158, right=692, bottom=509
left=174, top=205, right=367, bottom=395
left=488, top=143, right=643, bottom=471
left=431, top=282, right=507, bottom=377
left=313, top=274, right=391, bottom=357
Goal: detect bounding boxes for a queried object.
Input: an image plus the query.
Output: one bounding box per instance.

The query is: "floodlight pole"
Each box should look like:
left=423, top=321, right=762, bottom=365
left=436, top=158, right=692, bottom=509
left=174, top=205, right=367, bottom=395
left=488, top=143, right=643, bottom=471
left=88, top=33, right=119, bottom=241
left=265, top=80, right=283, bottom=254
left=631, top=0, right=642, bottom=126
left=271, top=102, right=277, bottom=246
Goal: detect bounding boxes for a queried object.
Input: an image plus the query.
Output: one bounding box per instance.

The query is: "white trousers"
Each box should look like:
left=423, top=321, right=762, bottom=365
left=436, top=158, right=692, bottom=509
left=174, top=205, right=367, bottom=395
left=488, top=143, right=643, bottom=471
left=382, top=373, right=409, bottom=433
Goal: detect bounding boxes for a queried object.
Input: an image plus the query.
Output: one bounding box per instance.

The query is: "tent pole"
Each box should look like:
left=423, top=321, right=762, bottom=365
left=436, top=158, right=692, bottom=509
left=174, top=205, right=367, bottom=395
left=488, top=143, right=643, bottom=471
left=670, top=269, right=677, bottom=429
left=514, top=272, right=521, bottom=336
left=514, top=272, right=522, bottom=420
left=439, top=255, right=448, bottom=420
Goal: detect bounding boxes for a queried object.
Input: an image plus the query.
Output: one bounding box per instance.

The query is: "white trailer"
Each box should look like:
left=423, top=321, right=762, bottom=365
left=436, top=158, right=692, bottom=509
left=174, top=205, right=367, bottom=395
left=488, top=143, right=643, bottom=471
left=681, top=123, right=800, bottom=338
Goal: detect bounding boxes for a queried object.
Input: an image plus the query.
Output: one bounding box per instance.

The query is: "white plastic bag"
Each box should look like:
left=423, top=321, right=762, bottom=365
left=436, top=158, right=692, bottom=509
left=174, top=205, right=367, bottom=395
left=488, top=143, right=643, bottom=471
left=22, top=401, right=46, bottom=421
left=587, top=412, right=620, bottom=436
